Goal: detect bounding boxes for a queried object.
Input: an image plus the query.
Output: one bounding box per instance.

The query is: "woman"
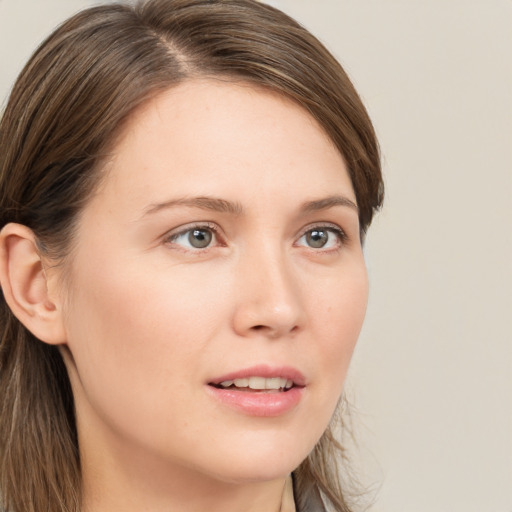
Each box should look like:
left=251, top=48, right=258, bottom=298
left=0, top=1, right=383, bottom=511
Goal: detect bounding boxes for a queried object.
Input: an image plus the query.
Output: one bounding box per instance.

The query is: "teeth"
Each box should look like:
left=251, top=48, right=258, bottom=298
left=219, top=377, right=293, bottom=390
left=248, top=376, right=266, bottom=389
left=266, top=377, right=282, bottom=390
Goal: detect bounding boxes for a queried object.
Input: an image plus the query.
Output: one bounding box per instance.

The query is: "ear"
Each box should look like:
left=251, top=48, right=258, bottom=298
left=0, top=223, right=67, bottom=345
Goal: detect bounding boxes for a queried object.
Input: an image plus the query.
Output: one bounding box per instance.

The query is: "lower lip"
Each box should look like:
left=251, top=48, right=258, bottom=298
left=206, top=386, right=303, bottom=417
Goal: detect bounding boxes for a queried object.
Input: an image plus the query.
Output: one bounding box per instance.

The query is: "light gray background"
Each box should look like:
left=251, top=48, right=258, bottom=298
left=1, top=1, right=511, bottom=511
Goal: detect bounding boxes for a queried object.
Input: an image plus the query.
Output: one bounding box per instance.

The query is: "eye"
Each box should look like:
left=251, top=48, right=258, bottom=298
left=166, top=223, right=220, bottom=250
left=296, top=225, right=346, bottom=250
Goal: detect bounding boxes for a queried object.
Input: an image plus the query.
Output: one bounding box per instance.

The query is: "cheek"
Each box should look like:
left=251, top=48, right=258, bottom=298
left=309, top=263, right=368, bottom=397
left=66, top=249, right=224, bottom=346
left=62, top=254, right=227, bottom=434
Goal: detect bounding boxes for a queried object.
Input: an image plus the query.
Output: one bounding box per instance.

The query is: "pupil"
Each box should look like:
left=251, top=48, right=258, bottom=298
left=189, top=229, right=212, bottom=248
left=307, top=230, right=327, bottom=248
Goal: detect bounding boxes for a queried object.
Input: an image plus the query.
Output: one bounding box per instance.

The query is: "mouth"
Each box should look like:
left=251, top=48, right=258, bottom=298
left=209, top=376, right=296, bottom=393
left=206, top=365, right=306, bottom=416
left=208, top=364, right=306, bottom=391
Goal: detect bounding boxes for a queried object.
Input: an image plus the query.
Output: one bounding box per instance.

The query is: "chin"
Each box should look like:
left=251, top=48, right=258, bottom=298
left=209, top=459, right=302, bottom=485
left=196, top=435, right=314, bottom=484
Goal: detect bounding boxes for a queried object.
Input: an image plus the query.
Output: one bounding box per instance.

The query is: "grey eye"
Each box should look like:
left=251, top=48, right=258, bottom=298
left=188, top=229, right=213, bottom=248
left=305, top=229, right=328, bottom=248
left=167, top=225, right=217, bottom=250
left=296, top=225, right=345, bottom=250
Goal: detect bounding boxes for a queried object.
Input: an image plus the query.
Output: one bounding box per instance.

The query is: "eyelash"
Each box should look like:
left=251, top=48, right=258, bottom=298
left=164, top=222, right=224, bottom=252
left=164, top=222, right=348, bottom=253
left=295, top=223, right=348, bottom=252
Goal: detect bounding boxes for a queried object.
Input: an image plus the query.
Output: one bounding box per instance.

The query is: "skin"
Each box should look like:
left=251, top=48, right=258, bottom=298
left=13, top=80, right=369, bottom=512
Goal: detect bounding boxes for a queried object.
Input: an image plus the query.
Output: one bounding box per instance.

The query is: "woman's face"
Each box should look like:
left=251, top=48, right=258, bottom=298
left=58, top=80, right=368, bottom=485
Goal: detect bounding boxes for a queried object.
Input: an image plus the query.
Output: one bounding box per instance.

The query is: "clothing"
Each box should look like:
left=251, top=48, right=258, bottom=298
left=281, top=475, right=327, bottom=512
left=280, top=475, right=296, bottom=512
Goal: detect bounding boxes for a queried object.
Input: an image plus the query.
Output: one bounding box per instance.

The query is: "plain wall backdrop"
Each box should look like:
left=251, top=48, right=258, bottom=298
left=1, top=1, right=511, bottom=511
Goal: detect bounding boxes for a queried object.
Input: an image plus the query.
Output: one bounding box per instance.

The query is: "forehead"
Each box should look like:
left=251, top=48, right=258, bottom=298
left=97, top=79, right=354, bottom=214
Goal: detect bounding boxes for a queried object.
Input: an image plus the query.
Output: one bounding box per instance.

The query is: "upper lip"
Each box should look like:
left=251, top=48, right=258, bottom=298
left=208, top=364, right=307, bottom=387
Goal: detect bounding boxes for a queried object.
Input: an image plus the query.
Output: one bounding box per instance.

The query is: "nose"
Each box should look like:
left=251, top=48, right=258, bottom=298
left=232, top=246, right=305, bottom=339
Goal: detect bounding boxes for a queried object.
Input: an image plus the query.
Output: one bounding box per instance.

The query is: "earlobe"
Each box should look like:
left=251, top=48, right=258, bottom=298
left=0, top=223, right=67, bottom=345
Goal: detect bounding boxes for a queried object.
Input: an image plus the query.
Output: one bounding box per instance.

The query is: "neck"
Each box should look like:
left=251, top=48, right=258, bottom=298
left=82, top=463, right=286, bottom=512
left=80, top=429, right=287, bottom=512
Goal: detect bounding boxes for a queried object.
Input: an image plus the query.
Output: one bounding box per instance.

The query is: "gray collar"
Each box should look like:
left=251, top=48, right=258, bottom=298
left=293, top=475, right=327, bottom=512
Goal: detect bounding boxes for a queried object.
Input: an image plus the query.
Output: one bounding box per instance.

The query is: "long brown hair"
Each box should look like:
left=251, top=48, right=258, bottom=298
left=0, top=1, right=383, bottom=511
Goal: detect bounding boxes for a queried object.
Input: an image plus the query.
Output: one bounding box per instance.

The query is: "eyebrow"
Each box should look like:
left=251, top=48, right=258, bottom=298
left=144, top=196, right=244, bottom=216
left=143, top=194, right=358, bottom=217
left=300, top=195, right=358, bottom=213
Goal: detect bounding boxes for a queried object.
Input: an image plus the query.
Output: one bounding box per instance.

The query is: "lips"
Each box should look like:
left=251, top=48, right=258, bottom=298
left=206, top=365, right=306, bottom=417
left=208, top=364, right=306, bottom=388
